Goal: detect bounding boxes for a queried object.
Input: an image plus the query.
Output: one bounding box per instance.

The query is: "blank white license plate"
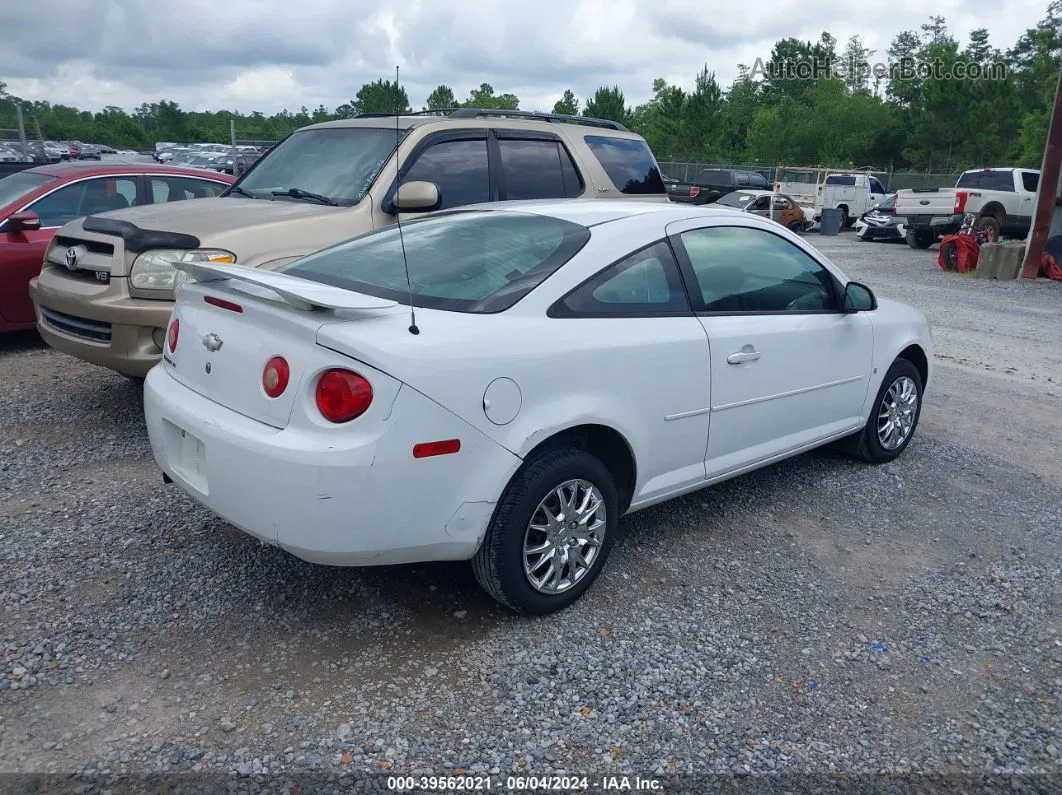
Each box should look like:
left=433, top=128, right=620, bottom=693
left=167, top=421, right=208, bottom=494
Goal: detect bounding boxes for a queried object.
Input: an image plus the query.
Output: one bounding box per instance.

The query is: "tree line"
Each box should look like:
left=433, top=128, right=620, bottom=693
left=1, top=7, right=1059, bottom=172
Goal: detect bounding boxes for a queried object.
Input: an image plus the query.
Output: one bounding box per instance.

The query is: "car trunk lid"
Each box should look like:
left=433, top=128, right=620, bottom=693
left=163, top=263, right=398, bottom=429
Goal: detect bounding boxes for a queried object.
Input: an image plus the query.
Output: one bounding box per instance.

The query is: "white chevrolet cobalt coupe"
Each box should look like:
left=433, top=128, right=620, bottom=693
left=144, top=200, right=932, bottom=615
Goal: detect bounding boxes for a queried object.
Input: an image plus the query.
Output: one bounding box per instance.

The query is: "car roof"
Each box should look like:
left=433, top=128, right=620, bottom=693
left=25, top=162, right=234, bottom=180
left=452, top=198, right=749, bottom=227
left=299, top=114, right=644, bottom=139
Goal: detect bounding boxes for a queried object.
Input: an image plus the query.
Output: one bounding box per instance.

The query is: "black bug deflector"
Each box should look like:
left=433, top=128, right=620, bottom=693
left=82, top=216, right=202, bottom=252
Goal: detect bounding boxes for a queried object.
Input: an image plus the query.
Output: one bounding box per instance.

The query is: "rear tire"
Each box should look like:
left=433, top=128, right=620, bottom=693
left=975, top=214, right=1001, bottom=242
left=906, top=229, right=935, bottom=249
left=838, top=358, right=923, bottom=464
left=472, top=448, right=619, bottom=614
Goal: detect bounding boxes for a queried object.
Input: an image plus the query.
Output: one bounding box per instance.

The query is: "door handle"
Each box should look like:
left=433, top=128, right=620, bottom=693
left=727, top=350, right=760, bottom=364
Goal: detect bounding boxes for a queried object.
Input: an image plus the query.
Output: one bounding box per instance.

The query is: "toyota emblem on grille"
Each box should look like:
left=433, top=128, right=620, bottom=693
left=65, top=247, right=80, bottom=270
left=202, top=333, right=224, bottom=352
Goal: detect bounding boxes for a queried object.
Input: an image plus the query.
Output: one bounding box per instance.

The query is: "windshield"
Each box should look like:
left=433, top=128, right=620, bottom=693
left=279, top=210, right=591, bottom=313
left=232, top=127, right=400, bottom=205
left=0, top=171, right=57, bottom=210
left=715, top=191, right=755, bottom=208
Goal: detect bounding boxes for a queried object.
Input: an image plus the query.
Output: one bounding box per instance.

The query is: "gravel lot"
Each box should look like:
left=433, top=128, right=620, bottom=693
left=1, top=231, right=1060, bottom=792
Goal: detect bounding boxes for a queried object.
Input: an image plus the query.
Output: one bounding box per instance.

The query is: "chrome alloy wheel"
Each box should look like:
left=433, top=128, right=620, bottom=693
left=522, top=479, right=606, bottom=594
left=877, top=375, right=918, bottom=450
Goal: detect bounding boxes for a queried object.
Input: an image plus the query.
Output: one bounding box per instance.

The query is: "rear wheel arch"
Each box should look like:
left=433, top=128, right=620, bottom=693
left=519, top=423, right=637, bottom=513
left=980, top=201, right=1006, bottom=223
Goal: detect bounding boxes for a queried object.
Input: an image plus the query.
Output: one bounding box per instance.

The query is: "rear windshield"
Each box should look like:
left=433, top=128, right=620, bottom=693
left=0, top=171, right=57, bottom=209
left=232, top=127, right=401, bottom=205
left=583, top=136, right=665, bottom=194
left=279, top=211, right=591, bottom=313
left=715, top=191, right=755, bottom=208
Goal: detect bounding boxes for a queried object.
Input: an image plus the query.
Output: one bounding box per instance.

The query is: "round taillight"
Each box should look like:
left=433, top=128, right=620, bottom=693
left=315, top=369, right=373, bottom=423
left=262, top=356, right=290, bottom=398
left=167, top=318, right=179, bottom=352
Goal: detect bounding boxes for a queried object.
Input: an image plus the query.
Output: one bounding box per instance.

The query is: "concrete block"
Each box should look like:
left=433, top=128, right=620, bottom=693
left=975, top=241, right=1025, bottom=280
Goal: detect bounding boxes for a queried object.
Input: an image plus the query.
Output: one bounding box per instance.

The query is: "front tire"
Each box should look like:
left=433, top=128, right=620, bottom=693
left=472, top=448, right=619, bottom=614
left=841, top=359, right=924, bottom=464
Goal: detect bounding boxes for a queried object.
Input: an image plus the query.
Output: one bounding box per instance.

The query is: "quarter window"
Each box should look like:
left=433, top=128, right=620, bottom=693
left=498, top=139, right=583, bottom=199
left=680, top=226, right=837, bottom=313
left=151, top=176, right=227, bottom=203
left=553, top=240, right=689, bottom=316
left=583, top=136, right=665, bottom=195
left=403, top=139, right=489, bottom=210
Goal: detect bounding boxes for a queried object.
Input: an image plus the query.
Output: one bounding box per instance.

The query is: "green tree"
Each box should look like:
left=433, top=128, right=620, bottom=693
left=350, top=79, right=410, bottom=115
left=425, top=85, right=456, bottom=110
left=462, top=83, right=519, bottom=110
left=553, top=89, right=579, bottom=115
left=583, top=86, right=631, bottom=125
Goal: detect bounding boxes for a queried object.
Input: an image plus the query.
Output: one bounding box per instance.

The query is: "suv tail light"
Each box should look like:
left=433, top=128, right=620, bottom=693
left=954, top=191, right=968, bottom=213
left=263, top=356, right=290, bottom=398
left=689, top=186, right=700, bottom=199
left=315, top=369, right=373, bottom=423
left=167, top=318, right=179, bottom=352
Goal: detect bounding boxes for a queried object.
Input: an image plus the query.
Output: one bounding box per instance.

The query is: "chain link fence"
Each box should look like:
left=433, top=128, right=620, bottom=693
left=657, top=159, right=962, bottom=193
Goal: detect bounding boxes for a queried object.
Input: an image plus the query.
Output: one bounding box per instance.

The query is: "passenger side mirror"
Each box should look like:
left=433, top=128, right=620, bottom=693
left=843, top=281, right=876, bottom=312
left=5, top=210, right=42, bottom=233
left=394, top=181, right=440, bottom=212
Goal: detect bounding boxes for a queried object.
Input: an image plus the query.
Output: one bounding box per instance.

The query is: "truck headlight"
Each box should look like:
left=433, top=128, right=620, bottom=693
left=130, top=249, right=236, bottom=292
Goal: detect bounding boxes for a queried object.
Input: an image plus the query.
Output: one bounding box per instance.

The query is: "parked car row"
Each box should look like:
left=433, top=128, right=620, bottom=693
left=154, top=143, right=266, bottom=175
left=2, top=108, right=934, bottom=615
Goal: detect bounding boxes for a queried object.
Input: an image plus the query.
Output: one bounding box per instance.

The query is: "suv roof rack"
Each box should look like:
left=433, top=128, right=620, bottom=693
left=354, top=108, right=629, bottom=132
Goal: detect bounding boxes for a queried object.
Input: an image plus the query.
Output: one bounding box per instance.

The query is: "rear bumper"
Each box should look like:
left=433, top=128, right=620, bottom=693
left=29, top=272, right=172, bottom=377
left=904, top=213, right=961, bottom=231
left=143, top=364, right=521, bottom=566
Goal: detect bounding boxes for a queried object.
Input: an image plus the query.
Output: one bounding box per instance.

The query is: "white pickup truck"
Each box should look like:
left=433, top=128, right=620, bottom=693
left=813, top=173, right=889, bottom=227
left=894, top=167, right=1040, bottom=249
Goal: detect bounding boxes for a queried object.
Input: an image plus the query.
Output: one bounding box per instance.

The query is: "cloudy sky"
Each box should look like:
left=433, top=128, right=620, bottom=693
left=0, top=0, right=1050, bottom=115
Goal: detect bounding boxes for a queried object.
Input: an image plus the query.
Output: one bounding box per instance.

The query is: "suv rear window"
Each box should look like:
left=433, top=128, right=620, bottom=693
left=583, top=136, right=665, bottom=195
left=279, top=210, right=590, bottom=314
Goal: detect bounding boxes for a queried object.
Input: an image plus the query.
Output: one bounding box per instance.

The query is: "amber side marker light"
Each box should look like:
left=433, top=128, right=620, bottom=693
left=413, top=439, right=461, bottom=458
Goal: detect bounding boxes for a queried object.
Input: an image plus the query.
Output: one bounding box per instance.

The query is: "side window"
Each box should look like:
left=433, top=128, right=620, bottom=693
left=403, top=139, right=490, bottom=210
left=582, top=136, right=665, bottom=194
left=748, top=196, right=770, bottom=211
left=554, top=240, right=689, bottom=316
left=735, top=171, right=750, bottom=187
left=28, top=177, right=138, bottom=227
left=498, top=139, right=583, bottom=200
left=749, top=172, right=768, bottom=189
left=869, top=177, right=886, bottom=194
left=151, top=176, right=227, bottom=203
left=979, top=170, right=1014, bottom=192
left=679, top=225, right=837, bottom=313
left=1022, top=171, right=1040, bottom=193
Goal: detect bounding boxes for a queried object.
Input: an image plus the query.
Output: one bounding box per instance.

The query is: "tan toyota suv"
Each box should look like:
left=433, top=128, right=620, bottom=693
left=29, top=109, right=669, bottom=377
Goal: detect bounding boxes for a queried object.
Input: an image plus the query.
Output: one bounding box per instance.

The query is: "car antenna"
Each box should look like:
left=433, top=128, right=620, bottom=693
left=393, top=65, right=419, bottom=335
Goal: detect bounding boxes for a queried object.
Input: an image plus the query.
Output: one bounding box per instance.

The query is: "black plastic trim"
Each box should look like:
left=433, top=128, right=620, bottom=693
left=81, top=217, right=201, bottom=251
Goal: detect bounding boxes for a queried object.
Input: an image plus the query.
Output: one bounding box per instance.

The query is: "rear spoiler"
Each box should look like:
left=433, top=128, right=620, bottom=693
left=172, top=261, right=398, bottom=312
